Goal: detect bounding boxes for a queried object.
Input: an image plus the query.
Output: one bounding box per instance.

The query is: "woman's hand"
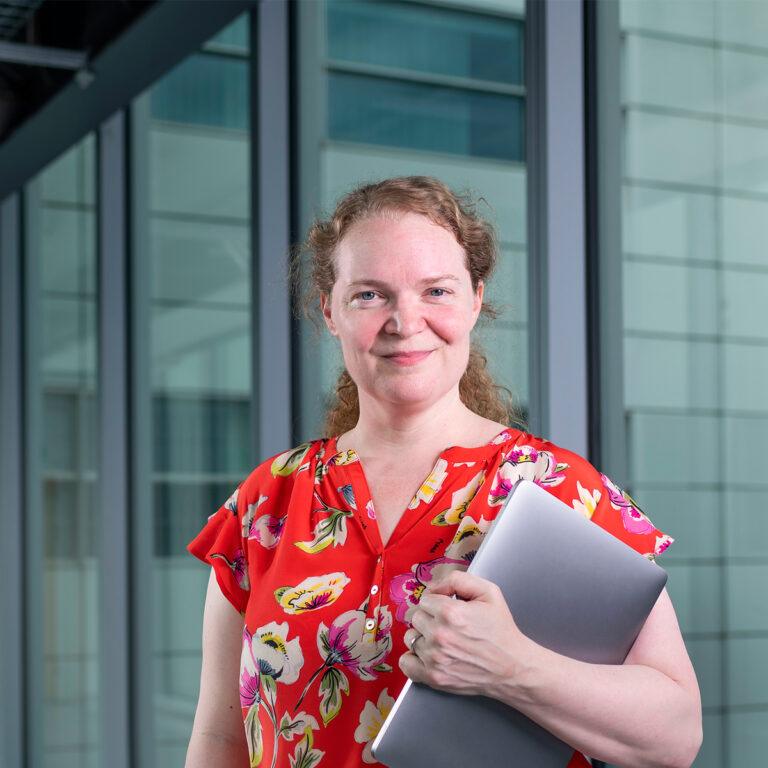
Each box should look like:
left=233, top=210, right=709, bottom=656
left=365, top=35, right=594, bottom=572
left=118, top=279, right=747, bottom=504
left=399, top=569, right=538, bottom=700
left=399, top=570, right=702, bottom=768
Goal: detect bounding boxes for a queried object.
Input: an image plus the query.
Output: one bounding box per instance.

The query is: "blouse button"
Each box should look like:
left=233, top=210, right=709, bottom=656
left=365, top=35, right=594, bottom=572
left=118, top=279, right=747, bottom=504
left=370, top=585, right=379, bottom=595
left=365, top=618, right=376, bottom=631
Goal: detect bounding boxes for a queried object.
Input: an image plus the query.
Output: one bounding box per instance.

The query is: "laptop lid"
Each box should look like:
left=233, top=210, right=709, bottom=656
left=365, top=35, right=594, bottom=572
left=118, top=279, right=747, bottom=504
left=372, top=479, right=668, bottom=768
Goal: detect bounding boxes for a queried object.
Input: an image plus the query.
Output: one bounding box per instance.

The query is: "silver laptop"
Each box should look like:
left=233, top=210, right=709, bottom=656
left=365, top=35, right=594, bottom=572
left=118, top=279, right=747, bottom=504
left=372, top=479, right=668, bottom=767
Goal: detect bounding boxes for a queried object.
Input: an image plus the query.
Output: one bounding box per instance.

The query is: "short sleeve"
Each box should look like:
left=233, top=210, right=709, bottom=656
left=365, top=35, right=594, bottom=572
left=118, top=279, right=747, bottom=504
left=590, top=473, right=673, bottom=560
left=188, top=486, right=250, bottom=614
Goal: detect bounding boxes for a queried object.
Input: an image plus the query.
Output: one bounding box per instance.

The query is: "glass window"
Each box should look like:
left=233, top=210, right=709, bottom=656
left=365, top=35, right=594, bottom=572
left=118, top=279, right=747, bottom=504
left=25, top=136, right=99, bottom=768
left=612, top=1, right=768, bottom=764
left=324, top=0, right=524, bottom=162
left=131, top=13, right=252, bottom=765
left=297, top=0, right=528, bottom=438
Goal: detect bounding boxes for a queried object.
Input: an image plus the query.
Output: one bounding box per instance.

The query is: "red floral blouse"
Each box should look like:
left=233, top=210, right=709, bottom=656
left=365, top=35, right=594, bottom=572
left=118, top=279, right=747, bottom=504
left=189, top=429, right=672, bottom=768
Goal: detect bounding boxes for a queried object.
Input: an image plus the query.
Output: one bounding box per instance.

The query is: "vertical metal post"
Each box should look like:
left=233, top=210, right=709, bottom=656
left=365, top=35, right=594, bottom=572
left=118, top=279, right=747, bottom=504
left=527, top=0, right=589, bottom=455
left=526, top=0, right=549, bottom=439
left=129, top=91, right=156, bottom=768
left=0, top=193, right=25, bottom=768
left=23, top=174, right=44, bottom=768
left=98, top=109, right=131, bottom=768
left=585, top=0, right=627, bottom=482
left=252, top=0, right=293, bottom=461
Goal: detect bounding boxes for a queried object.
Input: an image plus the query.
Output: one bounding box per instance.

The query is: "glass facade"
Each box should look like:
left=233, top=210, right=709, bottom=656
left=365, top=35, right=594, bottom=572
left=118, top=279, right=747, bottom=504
left=25, top=136, right=99, bottom=768
left=3, top=1, right=768, bottom=766
left=131, top=15, right=251, bottom=765
left=617, top=1, right=768, bottom=765
left=297, top=0, right=528, bottom=437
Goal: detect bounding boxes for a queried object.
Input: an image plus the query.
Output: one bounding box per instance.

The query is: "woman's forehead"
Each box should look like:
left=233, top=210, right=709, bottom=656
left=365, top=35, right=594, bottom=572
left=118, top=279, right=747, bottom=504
left=335, top=213, right=467, bottom=279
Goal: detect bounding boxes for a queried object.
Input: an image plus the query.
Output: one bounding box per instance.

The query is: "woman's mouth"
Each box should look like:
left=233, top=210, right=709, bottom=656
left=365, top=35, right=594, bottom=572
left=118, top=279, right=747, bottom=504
left=381, top=350, right=432, bottom=366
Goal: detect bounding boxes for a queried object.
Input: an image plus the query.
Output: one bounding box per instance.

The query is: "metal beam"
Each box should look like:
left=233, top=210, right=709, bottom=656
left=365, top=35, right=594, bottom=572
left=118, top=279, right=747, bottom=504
left=0, top=40, right=87, bottom=69
left=252, top=0, right=292, bottom=460
left=0, top=0, right=258, bottom=199
left=527, top=0, right=588, bottom=455
left=0, top=193, right=25, bottom=768
left=98, top=109, right=131, bottom=768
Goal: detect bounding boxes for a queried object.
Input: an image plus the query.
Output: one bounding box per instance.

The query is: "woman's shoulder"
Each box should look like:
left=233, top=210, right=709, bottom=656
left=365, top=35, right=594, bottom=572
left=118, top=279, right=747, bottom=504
left=237, top=438, right=328, bottom=501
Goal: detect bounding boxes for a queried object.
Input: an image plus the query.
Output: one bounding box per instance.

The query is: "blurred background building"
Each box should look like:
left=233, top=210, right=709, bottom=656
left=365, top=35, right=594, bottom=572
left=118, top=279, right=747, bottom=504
left=1, top=0, right=766, bottom=766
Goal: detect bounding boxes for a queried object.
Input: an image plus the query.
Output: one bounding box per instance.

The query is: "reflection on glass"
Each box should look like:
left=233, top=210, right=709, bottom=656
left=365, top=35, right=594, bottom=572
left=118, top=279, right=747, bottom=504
left=135, top=13, right=252, bottom=765
left=27, top=136, right=99, bottom=768
left=619, top=1, right=768, bottom=764
left=328, top=1, right=523, bottom=84
left=328, top=72, right=524, bottom=161
left=299, top=0, right=527, bottom=437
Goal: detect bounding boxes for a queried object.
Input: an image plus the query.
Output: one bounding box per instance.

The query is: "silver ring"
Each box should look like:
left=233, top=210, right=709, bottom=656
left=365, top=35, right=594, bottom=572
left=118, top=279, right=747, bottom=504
left=409, top=633, right=423, bottom=653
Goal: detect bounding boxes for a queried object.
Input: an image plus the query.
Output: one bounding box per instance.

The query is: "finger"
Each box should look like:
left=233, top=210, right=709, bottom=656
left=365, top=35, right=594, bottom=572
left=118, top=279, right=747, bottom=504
left=398, top=642, right=429, bottom=683
left=403, top=628, right=422, bottom=652
left=427, top=569, right=500, bottom=602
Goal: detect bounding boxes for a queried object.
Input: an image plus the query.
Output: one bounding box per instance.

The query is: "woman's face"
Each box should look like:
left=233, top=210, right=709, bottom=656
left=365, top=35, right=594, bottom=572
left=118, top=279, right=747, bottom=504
left=321, top=212, right=483, bottom=415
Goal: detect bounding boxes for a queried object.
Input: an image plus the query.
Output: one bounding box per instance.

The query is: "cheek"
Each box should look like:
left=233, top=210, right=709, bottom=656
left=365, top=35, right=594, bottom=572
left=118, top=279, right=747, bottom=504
left=337, top=313, right=381, bottom=351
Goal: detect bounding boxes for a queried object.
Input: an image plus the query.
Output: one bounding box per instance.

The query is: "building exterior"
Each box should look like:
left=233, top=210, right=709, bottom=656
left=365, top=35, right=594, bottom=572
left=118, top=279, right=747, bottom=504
left=1, top=1, right=766, bottom=766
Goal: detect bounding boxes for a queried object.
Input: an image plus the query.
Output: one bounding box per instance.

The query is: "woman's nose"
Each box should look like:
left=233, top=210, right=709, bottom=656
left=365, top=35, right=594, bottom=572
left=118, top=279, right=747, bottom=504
left=384, top=298, right=424, bottom=337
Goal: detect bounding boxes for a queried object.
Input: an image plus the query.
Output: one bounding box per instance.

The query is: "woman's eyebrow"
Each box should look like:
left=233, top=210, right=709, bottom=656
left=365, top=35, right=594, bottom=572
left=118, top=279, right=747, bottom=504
left=346, top=274, right=461, bottom=289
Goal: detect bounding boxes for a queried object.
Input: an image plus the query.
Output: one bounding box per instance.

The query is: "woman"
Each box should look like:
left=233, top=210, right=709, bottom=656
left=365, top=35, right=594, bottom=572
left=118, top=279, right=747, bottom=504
left=186, top=177, right=702, bottom=768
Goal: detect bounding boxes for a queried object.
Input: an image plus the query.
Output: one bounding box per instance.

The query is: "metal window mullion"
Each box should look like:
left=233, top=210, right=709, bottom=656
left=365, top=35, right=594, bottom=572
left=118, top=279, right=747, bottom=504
left=0, top=193, right=25, bottom=768
left=252, top=0, right=292, bottom=460
left=527, top=0, right=588, bottom=455
left=128, top=91, right=156, bottom=768
left=97, top=110, right=131, bottom=768
left=23, top=174, right=44, bottom=768
left=586, top=0, right=627, bottom=482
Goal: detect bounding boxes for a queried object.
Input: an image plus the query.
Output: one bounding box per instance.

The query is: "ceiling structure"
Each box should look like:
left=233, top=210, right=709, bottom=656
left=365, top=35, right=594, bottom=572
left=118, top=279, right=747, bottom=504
left=0, top=0, right=155, bottom=143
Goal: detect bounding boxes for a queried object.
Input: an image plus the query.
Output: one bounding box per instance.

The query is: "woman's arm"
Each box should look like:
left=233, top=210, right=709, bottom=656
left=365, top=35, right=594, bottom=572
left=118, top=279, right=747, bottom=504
left=186, top=570, right=250, bottom=768
left=400, top=571, right=702, bottom=768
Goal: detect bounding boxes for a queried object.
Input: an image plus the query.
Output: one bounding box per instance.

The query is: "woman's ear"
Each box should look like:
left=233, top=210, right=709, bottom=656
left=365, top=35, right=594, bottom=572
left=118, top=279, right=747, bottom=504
left=321, top=294, right=338, bottom=337
left=472, top=281, right=484, bottom=323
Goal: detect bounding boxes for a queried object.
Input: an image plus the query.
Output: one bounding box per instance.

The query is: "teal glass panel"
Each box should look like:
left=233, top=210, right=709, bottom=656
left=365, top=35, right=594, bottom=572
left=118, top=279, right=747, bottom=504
left=150, top=53, right=248, bottom=130
left=133, top=13, right=252, bottom=765
left=26, top=135, right=99, bottom=768
left=617, top=1, right=768, bottom=764
left=327, top=1, right=523, bottom=85
left=328, top=71, right=524, bottom=161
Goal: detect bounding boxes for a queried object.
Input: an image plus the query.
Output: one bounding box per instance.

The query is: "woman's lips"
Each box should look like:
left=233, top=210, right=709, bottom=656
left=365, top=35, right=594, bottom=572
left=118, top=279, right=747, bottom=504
left=381, top=350, right=432, bottom=366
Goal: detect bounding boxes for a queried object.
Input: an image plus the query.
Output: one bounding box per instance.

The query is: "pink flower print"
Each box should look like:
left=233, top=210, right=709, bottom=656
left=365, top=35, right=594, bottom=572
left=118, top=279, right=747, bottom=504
left=489, top=445, right=568, bottom=505
left=210, top=548, right=250, bottom=590
left=390, top=556, right=466, bottom=625
left=240, top=630, right=261, bottom=708
left=321, top=608, right=392, bottom=681
left=242, top=494, right=269, bottom=538
left=601, top=474, right=655, bottom=535
left=366, top=500, right=376, bottom=520
left=250, top=513, right=286, bottom=549
left=295, top=606, right=393, bottom=725
left=655, top=534, right=673, bottom=556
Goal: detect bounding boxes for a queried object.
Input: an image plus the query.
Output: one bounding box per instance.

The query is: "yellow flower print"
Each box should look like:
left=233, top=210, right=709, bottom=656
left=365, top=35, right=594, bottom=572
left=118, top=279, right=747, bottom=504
left=444, top=515, right=493, bottom=563
left=431, top=469, right=485, bottom=526
left=271, top=443, right=312, bottom=477
left=572, top=481, right=601, bottom=520
left=409, top=458, right=449, bottom=509
left=354, top=688, right=396, bottom=763
left=274, top=572, right=351, bottom=614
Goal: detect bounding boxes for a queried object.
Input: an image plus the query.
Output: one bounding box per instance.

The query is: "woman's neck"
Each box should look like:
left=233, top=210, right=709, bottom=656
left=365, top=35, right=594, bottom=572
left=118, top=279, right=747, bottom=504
left=337, top=389, right=502, bottom=462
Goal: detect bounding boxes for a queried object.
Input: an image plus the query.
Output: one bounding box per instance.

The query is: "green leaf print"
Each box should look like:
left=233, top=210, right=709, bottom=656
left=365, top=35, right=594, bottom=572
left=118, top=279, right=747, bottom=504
left=245, top=704, right=264, bottom=767
left=318, top=667, right=349, bottom=725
